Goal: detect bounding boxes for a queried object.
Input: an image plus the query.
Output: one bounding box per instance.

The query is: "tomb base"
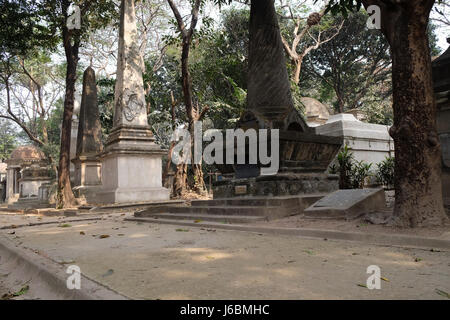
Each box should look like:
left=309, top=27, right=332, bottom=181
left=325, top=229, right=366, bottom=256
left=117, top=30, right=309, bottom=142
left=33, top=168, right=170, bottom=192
left=96, top=126, right=170, bottom=204
left=213, top=173, right=339, bottom=199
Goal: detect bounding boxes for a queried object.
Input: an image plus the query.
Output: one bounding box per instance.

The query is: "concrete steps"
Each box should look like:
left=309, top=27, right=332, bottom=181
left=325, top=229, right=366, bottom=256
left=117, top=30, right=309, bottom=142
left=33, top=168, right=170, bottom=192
left=146, top=213, right=266, bottom=224
left=136, top=205, right=276, bottom=217
left=134, top=194, right=325, bottom=225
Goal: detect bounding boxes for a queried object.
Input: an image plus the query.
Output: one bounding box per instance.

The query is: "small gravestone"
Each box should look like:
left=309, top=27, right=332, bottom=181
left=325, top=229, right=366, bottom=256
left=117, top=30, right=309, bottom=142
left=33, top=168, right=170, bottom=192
left=304, top=188, right=386, bottom=220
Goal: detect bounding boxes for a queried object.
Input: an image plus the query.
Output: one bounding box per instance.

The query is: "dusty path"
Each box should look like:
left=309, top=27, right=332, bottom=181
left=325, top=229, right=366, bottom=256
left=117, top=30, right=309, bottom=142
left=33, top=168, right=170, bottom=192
left=0, top=212, right=449, bottom=300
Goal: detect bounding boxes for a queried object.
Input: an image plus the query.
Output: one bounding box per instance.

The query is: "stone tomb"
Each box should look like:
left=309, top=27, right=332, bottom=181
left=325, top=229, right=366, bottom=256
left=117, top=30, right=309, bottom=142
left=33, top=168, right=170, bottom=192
left=5, top=145, right=51, bottom=208
left=212, top=0, right=342, bottom=199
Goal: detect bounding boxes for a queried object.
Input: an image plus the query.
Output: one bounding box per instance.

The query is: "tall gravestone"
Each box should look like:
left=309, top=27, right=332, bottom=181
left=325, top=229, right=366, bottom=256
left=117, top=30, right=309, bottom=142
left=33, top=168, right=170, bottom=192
left=432, top=38, right=450, bottom=207
left=72, top=67, right=103, bottom=201
left=96, top=0, right=169, bottom=204
left=243, top=0, right=308, bottom=131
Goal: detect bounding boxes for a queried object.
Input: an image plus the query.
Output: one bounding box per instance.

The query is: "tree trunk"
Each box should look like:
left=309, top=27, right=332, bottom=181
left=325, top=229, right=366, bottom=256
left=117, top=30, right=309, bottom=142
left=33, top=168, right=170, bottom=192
left=180, top=39, right=206, bottom=195
left=293, top=58, right=302, bottom=85
left=57, top=30, right=78, bottom=209
left=173, top=163, right=188, bottom=198
left=369, top=0, right=447, bottom=226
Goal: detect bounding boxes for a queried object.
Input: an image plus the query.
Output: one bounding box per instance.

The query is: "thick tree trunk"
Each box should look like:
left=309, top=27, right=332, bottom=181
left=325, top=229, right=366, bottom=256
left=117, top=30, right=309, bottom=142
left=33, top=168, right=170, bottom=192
left=369, top=0, right=447, bottom=226
left=57, top=31, right=78, bottom=209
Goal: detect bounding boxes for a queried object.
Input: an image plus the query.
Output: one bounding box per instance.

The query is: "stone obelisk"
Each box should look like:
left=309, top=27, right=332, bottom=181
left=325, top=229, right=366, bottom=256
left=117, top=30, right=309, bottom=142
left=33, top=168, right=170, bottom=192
left=72, top=67, right=103, bottom=201
left=240, top=0, right=309, bottom=132
left=97, top=0, right=169, bottom=204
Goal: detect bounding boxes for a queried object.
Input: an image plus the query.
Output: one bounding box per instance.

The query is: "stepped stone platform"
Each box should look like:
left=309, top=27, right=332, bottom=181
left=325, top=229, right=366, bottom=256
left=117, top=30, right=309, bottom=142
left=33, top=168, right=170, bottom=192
left=8, top=197, right=51, bottom=210
left=134, top=195, right=325, bottom=224
left=304, top=188, right=386, bottom=220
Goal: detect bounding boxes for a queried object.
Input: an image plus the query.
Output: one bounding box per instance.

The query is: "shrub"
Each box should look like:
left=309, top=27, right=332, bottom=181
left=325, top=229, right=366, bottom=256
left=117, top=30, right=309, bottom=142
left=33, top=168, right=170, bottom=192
left=351, top=160, right=372, bottom=189
left=331, top=145, right=373, bottom=189
left=376, top=156, right=395, bottom=189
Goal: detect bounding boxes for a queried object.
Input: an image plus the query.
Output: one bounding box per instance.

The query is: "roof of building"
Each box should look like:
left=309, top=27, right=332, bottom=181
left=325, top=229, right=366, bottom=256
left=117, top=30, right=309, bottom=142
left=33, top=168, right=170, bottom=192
left=9, top=145, right=46, bottom=162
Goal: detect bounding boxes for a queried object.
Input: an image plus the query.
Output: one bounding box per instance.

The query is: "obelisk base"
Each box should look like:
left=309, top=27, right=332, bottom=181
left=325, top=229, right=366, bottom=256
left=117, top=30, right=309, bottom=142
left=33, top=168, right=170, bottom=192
left=72, top=155, right=103, bottom=203
left=96, top=126, right=170, bottom=204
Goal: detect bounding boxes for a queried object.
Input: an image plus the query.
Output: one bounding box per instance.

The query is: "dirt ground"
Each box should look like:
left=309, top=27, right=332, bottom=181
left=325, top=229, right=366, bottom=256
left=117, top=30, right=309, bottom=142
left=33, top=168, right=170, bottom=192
left=251, top=215, right=450, bottom=239
left=0, top=213, right=449, bottom=300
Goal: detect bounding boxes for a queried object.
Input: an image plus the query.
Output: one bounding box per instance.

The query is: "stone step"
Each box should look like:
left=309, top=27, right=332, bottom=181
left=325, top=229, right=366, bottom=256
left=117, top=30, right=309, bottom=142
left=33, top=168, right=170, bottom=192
left=191, top=195, right=324, bottom=208
left=136, top=205, right=276, bottom=217
left=147, top=213, right=266, bottom=224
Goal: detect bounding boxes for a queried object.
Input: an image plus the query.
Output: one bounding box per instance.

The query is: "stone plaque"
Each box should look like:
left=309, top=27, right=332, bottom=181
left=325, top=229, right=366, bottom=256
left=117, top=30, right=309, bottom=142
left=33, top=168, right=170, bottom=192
left=235, top=185, right=247, bottom=195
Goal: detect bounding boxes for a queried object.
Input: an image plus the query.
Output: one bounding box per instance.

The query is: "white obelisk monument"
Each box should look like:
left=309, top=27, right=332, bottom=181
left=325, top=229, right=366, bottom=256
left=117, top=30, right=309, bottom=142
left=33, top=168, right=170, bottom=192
left=97, top=0, right=169, bottom=203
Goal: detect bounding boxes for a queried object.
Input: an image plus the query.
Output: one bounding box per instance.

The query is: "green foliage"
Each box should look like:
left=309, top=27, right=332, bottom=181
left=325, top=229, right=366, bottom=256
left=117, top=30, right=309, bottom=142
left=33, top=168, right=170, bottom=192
left=0, top=0, right=58, bottom=59
left=350, top=160, right=372, bottom=189
left=97, top=77, right=115, bottom=139
left=333, top=145, right=372, bottom=189
left=376, top=156, right=395, bottom=189
left=0, top=119, right=19, bottom=161
left=336, top=145, right=354, bottom=189
left=303, top=10, right=391, bottom=114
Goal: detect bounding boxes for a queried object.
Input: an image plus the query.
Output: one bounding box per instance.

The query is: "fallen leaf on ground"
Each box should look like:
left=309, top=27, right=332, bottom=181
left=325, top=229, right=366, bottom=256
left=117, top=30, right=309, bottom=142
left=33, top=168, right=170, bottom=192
left=414, top=258, right=422, bottom=262
left=59, top=224, right=71, bottom=228
left=357, top=284, right=368, bottom=288
left=79, top=231, right=85, bottom=235
left=13, top=285, right=29, bottom=297
left=381, top=277, right=390, bottom=282
left=99, top=235, right=110, bottom=239
left=175, top=229, right=189, bottom=232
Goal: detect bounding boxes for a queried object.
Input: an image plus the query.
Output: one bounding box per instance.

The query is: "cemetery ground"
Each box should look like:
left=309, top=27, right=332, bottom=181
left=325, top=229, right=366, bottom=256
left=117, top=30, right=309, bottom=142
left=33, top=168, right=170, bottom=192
left=0, top=206, right=449, bottom=300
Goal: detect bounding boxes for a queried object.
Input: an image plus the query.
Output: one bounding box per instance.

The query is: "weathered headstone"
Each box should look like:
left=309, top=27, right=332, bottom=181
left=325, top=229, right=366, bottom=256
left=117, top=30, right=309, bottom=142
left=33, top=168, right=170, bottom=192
left=96, top=0, right=169, bottom=204
left=304, top=188, right=387, bottom=219
left=71, top=67, right=103, bottom=201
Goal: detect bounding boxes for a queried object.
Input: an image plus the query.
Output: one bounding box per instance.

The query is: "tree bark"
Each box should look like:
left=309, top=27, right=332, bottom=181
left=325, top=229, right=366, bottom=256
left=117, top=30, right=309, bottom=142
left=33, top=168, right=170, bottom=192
left=56, top=18, right=79, bottom=209
left=167, top=0, right=207, bottom=196
left=363, top=0, right=447, bottom=226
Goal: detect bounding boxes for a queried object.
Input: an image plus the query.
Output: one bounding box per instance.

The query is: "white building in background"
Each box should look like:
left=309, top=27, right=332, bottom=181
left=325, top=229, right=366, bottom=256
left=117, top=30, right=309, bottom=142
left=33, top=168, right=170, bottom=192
left=303, top=97, right=394, bottom=168
left=314, top=114, right=394, bottom=166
